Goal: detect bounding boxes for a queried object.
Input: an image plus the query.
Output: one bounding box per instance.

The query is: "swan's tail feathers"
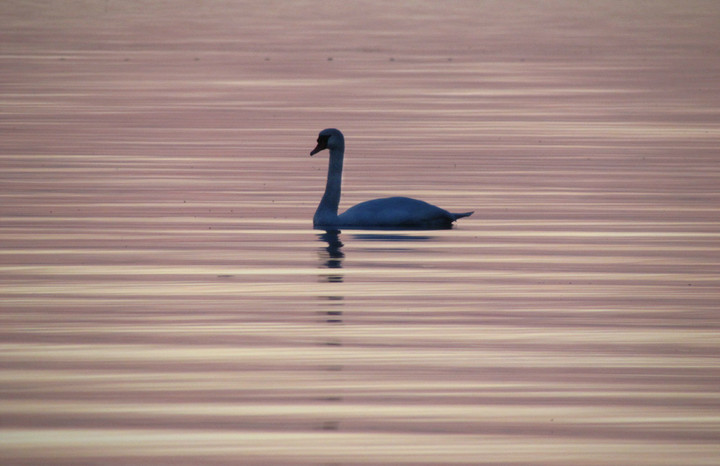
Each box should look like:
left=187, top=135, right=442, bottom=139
left=451, top=211, right=474, bottom=221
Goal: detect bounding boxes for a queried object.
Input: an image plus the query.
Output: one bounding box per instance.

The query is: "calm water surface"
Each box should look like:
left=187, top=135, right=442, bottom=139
left=2, top=1, right=720, bottom=465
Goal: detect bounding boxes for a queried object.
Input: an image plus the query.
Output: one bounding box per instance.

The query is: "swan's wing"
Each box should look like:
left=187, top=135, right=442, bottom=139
left=339, top=197, right=463, bottom=228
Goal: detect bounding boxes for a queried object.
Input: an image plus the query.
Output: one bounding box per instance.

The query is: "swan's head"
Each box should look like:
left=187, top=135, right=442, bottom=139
left=310, top=128, right=344, bottom=156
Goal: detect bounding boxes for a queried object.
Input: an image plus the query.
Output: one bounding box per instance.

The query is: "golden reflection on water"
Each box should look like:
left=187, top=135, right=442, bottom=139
left=3, top=0, right=720, bottom=465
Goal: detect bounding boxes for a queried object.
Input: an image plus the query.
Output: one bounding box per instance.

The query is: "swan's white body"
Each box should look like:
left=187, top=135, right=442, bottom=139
left=310, top=128, right=473, bottom=229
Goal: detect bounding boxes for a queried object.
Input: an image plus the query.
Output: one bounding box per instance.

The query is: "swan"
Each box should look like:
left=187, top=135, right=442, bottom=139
left=310, top=128, right=473, bottom=229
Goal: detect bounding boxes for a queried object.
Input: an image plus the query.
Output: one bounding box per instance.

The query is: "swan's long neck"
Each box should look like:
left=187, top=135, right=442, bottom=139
left=314, top=145, right=344, bottom=226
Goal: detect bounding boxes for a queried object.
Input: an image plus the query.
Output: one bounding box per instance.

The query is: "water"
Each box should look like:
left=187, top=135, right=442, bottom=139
left=2, top=1, right=720, bottom=465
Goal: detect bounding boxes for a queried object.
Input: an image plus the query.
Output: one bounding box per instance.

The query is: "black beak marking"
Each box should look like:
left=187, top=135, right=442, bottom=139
left=310, top=135, right=329, bottom=156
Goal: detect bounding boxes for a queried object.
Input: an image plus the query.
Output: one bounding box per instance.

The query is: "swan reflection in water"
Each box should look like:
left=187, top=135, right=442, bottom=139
left=318, top=229, right=344, bottom=272
left=317, top=229, right=437, bottom=271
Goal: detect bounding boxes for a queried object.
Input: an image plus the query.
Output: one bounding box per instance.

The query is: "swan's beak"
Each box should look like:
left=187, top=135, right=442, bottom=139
left=310, top=140, right=327, bottom=156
